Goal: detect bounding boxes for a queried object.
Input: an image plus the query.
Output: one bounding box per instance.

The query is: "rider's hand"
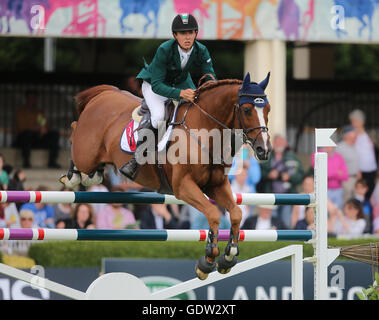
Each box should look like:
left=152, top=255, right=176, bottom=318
left=180, top=89, right=196, bottom=102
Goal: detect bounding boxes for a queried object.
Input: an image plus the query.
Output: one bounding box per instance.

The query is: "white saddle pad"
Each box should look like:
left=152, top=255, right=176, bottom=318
left=120, top=103, right=179, bottom=154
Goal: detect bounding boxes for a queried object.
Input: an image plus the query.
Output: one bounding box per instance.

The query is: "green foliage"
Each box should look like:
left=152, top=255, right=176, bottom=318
left=356, top=272, right=379, bottom=300
left=0, top=37, right=44, bottom=71
left=27, top=237, right=377, bottom=268
left=334, top=44, right=379, bottom=81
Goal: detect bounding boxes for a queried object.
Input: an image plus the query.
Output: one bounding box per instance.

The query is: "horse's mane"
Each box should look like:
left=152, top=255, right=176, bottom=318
left=74, top=85, right=120, bottom=115
left=196, top=79, right=242, bottom=97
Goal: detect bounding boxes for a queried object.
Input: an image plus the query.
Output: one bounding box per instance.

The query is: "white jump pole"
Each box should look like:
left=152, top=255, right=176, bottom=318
left=313, top=128, right=340, bottom=300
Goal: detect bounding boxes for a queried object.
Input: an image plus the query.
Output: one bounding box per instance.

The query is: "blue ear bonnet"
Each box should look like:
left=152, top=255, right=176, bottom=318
left=238, top=72, right=270, bottom=108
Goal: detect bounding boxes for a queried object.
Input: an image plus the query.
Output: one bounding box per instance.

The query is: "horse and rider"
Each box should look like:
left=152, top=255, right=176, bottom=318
left=63, top=13, right=273, bottom=280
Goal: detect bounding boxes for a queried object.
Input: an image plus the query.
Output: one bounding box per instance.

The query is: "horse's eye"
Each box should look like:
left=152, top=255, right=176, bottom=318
left=243, top=107, right=251, bottom=115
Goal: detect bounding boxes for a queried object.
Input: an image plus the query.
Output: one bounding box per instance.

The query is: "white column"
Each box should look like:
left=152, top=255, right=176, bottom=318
left=44, top=37, right=55, bottom=72
left=293, top=42, right=310, bottom=79
left=244, top=39, right=287, bottom=138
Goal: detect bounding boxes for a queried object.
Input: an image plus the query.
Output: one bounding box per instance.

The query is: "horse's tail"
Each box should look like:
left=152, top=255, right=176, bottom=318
left=74, top=85, right=119, bottom=116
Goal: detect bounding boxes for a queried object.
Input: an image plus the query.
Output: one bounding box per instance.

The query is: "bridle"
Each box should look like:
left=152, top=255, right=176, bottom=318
left=235, top=90, right=269, bottom=149
left=193, top=74, right=270, bottom=150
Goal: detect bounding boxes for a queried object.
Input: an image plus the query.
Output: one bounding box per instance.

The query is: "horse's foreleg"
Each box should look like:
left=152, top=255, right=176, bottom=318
left=173, top=175, right=221, bottom=280
left=207, top=179, right=242, bottom=274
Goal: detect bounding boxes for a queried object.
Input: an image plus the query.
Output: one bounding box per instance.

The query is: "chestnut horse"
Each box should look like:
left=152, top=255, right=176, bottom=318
left=62, top=72, right=272, bottom=279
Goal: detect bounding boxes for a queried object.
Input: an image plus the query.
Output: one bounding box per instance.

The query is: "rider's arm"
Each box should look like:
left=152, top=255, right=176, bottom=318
left=150, top=46, right=182, bottom=100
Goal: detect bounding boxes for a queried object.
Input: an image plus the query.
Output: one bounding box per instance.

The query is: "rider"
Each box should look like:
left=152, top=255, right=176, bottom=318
left=120, top=13, right=217, bottom=180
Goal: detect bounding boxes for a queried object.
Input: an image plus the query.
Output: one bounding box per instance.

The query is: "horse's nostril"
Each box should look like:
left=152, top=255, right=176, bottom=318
left=256, top=147, right=265, bottom=157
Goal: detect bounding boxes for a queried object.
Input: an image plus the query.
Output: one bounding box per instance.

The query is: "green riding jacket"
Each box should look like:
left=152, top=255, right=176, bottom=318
left=136, top=39, right=217, bottom=101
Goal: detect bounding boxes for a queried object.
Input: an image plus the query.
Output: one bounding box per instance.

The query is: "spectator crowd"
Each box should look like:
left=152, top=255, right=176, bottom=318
left=0, top=109, right=378, bottom=242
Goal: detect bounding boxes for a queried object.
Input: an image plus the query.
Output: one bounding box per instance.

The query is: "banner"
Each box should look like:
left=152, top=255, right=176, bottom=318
left=0, top=260, right=373, bottom=300
left=1, top=0, right=379, bottom=43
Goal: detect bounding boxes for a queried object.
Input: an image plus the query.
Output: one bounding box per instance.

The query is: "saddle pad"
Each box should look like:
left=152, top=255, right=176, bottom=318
left=120, top=119, right=139, bottom=154
left=120, top=102, right=180, bottom=154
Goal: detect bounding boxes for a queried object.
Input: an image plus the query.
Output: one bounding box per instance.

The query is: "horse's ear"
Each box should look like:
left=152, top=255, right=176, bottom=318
left=259, top=72, right=270, bottom=91
left=242, top=72, right=251, bottom=89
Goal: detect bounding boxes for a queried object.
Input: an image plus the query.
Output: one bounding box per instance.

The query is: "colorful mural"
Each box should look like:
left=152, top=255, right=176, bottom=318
left=1, top=0, right=379, bottom=43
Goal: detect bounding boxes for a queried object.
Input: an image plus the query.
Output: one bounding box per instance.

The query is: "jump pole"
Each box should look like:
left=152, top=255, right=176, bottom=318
left=311, top=128, right=340, bottom=300
left=0, top=128, right=340, bottom=300
left=0, top=191, right=314, bottom=206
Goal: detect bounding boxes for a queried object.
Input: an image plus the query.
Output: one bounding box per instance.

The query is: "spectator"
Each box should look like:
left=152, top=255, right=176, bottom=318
left=311, top=146, right=348, bottom=209
left=0, top=183, right=19, bottom=227
left=328, top=198, right=366, bottom=238
left=373, top=205, right=379, bottom=235
left=0, top=154, right=9, bottom=190
left=20, top=186, right=55, bottom=228
left=17, top=209, right=38, bottom=228
left=86, top=183, right=109, bottom=218
left=242, top=205, right=285, bottom=230
left=1, top=202, right=19, bottom=227
left=13, top=90, right=60, bottom=168
left=259, top=134, right=304, bottom=229
left=53, top=187, right=74, bottom=225
left=64, top=204, right=96, bottom=229
left=353, top=179, right=372, bottom=233
left=228, top=145, right=262, bottom=193
left=229, top=165, right=253, bottom=227
left=0, top=204, right=5, bottom=227
left=189, top=204, right=231, bottom=230
left=336, top=125, right=361, bottom=203
left=8, top=169, right=26, bottom=191
left=371, top=177, right=379, bottom=234
left=294, top=206, right=315, bottom=230
left=291, top=175, right=314, bottom=228
left=139, top=203, right=178, bottom=229
left=96, top=186, right=137, bottom=229
left=349, top=109, right=377, bottom=200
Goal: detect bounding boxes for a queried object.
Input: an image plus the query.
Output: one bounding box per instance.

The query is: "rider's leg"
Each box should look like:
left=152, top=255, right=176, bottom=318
left=141, top=81, right=167, bottom=129
left=119, top=81, right=166, bottom=180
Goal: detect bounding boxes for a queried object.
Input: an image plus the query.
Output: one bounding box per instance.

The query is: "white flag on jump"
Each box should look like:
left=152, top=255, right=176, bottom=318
left=315, top=128, right=336, bottom=149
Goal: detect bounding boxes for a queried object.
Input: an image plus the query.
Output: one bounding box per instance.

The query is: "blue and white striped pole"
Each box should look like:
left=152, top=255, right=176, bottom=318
left=0, top=228, right=314, bottom=242
left=0, top=191, right=315, bottom=206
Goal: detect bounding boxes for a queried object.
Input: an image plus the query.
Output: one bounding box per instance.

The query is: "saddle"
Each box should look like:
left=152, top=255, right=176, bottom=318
left=132, top=99, right=178, bottom=128
left=131, top=98, right=179, bottom=195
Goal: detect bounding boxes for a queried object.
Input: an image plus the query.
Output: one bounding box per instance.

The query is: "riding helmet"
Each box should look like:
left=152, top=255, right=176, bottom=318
left=172, top=13, right=198, bottom=33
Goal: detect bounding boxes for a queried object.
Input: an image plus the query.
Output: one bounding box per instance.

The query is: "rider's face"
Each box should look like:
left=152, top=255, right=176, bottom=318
left=174, top=30, right=197, bottom=52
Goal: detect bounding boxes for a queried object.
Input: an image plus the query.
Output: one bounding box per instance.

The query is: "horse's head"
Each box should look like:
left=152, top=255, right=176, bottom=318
left=236, top=72, right=272, bottom=162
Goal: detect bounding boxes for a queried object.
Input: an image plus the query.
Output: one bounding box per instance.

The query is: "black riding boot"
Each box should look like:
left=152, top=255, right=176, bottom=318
left=119, top=118, right=156, bottom=180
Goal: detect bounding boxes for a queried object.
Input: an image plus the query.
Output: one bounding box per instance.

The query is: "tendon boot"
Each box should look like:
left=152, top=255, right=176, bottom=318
left=119, top=116, right=156, bottom=180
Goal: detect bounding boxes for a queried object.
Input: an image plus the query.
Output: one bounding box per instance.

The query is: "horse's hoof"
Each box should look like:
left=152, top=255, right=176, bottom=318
left=195, top=256, right=215, bottom=280
left=216, top=254, right=237, bottom=275
left=59, top=174, right=67, bottom=185
left=195, top=266, right=209, bottom=280
left=59, top=173, right=81, bottom=188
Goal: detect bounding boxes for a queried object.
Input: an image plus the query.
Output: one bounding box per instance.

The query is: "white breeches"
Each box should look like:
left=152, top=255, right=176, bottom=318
left=142, top=81, right=168, bottom=129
